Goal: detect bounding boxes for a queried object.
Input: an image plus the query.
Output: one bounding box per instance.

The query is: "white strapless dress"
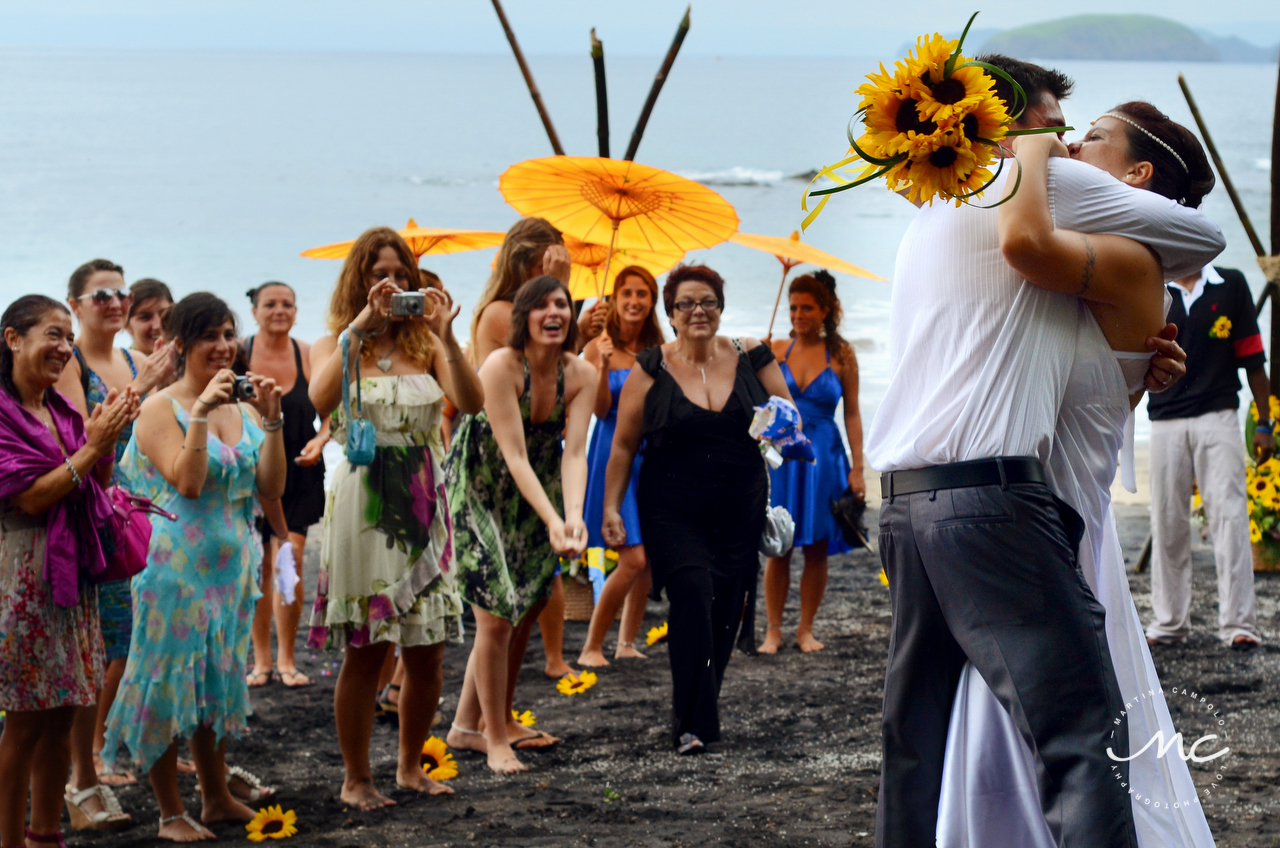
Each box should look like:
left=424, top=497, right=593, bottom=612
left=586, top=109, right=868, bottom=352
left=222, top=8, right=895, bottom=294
left=936, top=302, right=1216, bottom=848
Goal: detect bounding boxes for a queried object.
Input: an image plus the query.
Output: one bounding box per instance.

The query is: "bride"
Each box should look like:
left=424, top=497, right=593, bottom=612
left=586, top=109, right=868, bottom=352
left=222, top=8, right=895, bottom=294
left=938, top=102, right=1221, bottom=846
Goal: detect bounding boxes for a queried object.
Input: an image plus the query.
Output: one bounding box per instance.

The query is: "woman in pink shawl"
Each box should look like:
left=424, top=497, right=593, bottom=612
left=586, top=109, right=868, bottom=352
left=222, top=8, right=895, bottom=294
left=0, top=294, right=135, bottom=848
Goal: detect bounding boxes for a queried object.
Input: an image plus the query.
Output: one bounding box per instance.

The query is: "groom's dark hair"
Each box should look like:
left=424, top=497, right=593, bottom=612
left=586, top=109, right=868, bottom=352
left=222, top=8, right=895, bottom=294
left=975, top=54, right=1074, bottom=112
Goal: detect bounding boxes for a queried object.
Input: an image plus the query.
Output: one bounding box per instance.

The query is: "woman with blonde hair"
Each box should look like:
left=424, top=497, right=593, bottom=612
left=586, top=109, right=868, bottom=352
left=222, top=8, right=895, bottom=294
left=577, top=266, right=665, bottom=666
left=308, top=227, right=484, bottom=810
left=469, top=217, right=601, bottom=680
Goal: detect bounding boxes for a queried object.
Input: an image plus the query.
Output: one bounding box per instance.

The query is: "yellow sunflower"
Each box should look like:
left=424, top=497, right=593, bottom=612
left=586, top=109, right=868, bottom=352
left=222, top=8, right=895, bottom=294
left=857, top=64, right=930, bottom=160
left=898, top=131, right=994, bottom=207
left=512, top=709, right=537, bottom=727
left=1260, top=457, right=1280, bottom=479
left=646, top=622, right=669, bottom=647
left=1251, top=519, right=1263, bottom=544
left=1210, top=316, right=1232, bottom=339
left=420, top=736, right=458, bottom=781
left=1270, top=396, right=1280, bottom=421
left=1249, top=476, right=1276, bottom=505
left=557, top=670, right=599, bottom=696
left=955, top=90, right=1009, bottom=147
left=900, top=32, right=957, bottom=93
left=917, top=64, right=998, bottom=125
left=245, top=806, right=297, bottom=842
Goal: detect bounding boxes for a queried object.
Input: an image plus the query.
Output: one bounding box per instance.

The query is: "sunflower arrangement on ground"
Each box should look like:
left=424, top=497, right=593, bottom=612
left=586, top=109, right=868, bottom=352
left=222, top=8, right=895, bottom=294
left=1245, top=398, right=1280, bottom=551
left=802, top=12, right=1070, bottom=226
left=420, top=736, right=458, bottom=781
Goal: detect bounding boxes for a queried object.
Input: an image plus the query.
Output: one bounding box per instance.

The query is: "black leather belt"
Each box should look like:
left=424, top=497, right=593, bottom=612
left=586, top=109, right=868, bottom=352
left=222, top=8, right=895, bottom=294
left=880, top=457, right=1046, bottom=499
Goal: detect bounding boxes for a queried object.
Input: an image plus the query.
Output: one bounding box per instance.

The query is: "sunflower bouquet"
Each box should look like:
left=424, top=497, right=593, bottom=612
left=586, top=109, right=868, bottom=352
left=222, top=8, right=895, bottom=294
left=1245, top=398, right=1280, bottom=558
left=802, top=12, right=1070, bottom=226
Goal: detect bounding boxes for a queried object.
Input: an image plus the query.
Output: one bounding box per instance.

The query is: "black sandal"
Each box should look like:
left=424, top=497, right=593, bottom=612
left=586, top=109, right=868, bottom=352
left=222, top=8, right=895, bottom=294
left=377, top=684, right=401, bottom=727
left=677, top=733, right=706, bottom=756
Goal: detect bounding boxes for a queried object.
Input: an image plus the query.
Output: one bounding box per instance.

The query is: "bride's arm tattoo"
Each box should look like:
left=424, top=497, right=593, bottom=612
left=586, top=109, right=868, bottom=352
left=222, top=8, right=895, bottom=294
left=1078, top=235, right=1097, bottom=295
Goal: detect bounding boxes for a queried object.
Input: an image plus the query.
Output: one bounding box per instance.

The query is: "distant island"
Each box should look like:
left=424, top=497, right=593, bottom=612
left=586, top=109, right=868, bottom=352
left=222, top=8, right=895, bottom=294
left=977, top=14, right=1278, bottom=63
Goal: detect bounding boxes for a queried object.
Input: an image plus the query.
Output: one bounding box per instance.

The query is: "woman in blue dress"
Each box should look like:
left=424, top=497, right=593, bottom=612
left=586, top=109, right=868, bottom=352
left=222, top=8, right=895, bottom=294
left=761, top=271, right=865, bottom=654
left=103, top=293, right=287, bottom=842
left=576, top=267, right=665, bottom=667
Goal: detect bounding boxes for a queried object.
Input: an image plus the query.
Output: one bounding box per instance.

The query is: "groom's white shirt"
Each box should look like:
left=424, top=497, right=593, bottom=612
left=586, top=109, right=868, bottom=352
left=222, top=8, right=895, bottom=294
left=865, top=157, right=1225, bottom=473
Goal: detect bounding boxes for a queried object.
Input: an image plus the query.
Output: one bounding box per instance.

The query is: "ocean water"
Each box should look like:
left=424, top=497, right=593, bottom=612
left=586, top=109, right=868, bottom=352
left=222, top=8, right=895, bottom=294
left=0, top=49, right=1274, bottom=445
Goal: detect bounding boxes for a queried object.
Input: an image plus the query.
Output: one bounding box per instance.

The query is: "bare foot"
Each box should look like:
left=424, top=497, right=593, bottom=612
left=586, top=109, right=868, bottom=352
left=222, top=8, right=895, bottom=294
left=157, top=813, right=215, bottom=842
left=396, top=768, right=455, bottom=795
left=577, top=648, right=610, bottom=667
left=614, top=644, right=647, bottom=660
left=176, top=759, right=198, bottom=775
left=758, top=628, right=784, bottom=655
left=797, top=632, right=825, bottom=653
left=446, top=724, right=487, bottom=754
left=199, top=795, right=256, bottom=825
left=340, top=778, right=396, bottom=811
left=94, top=754, right=138, bottom=786
left=543, top=660, right=574, bottom=680
left=486, top=743, right=528, bottom=775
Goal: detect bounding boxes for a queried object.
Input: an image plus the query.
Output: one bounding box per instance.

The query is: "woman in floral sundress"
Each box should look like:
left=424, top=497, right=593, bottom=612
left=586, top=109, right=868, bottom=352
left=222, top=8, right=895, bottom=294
left=307, top=227, right=483, bottom=812
left=102, top=292, right=286, bottom=842
left=445, top=275, right=595, bottom=776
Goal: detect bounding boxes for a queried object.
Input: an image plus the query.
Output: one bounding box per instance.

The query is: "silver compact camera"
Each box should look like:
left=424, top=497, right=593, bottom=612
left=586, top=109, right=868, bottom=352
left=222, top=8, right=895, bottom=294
left=231, top=376, right=256, bottom=400
left=391, top=291, right=426, bottom=318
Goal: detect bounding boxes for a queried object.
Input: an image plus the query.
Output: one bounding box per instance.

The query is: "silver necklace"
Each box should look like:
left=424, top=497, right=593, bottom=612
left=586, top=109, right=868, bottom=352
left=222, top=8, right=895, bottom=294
left=375, top=335, right=397, bottom=372
left=671, top=344, right=715, bottom=384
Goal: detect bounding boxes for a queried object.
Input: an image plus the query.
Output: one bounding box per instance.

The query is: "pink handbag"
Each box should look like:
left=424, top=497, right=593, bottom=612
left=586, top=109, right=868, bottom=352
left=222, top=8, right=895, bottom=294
left=95, top=487, right=178, bottom=584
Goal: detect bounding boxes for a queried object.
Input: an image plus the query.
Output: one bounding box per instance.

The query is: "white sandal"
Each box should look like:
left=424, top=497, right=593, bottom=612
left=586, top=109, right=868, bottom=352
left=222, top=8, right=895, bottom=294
left=195, top=765, right=275, bottom=803
left=159, top=812, right=211, bottom=841
left=64, top=783, right=131, bottom=831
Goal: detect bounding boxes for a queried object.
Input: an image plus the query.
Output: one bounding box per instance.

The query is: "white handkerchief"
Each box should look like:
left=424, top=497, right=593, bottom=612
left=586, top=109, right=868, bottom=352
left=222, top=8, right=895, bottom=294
left=275, top=541, right=299, bottom=605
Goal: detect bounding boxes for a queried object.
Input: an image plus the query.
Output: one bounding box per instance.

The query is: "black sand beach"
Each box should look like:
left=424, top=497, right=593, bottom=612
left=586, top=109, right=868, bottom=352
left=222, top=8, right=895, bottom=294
left=86, top=505, right=1280, bottom=847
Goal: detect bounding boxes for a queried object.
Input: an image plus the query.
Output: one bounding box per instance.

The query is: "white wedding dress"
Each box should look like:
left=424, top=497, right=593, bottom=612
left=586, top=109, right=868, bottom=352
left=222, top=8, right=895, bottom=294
left=936, top=301, right=1216, bottom=847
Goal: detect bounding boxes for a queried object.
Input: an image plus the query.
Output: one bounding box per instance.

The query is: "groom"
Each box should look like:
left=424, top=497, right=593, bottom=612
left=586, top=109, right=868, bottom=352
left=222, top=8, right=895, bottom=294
left=867, top=55, right=1225, bottom=848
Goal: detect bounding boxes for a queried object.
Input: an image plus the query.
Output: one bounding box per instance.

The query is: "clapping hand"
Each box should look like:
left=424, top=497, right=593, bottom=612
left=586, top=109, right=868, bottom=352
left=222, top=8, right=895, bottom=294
left=542, top=244, right=572, bottom=284
left=85, top=387, right=138, bottom=456
left=133, top=339, right=177, bottom=395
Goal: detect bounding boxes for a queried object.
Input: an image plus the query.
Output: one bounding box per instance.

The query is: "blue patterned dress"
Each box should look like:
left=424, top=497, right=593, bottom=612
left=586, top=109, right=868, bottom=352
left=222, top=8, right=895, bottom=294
left=102, top=400, right=264, bottom=772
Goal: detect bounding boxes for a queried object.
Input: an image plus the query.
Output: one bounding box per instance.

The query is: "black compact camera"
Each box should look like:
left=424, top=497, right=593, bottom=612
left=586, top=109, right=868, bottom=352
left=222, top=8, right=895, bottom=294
left=232, top=376, right=256, bottom=400
left=391, top=291, right=426, bottom=318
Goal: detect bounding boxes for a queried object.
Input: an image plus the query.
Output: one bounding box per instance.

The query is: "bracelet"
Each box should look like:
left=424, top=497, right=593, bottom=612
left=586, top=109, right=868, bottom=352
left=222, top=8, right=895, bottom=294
left=1257, top=420, right=1274, bottom=434
left=261, top=416, right=285, bottom=432
left=64, top=458, right=83, bottom=487
left=189, top=416, right=209, bottom=424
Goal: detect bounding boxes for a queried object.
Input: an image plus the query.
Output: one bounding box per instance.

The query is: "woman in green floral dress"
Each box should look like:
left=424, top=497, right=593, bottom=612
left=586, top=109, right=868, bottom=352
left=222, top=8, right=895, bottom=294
left=307, top=228, right=483, bottom=811
left=445, top=275, right=596, bottom=775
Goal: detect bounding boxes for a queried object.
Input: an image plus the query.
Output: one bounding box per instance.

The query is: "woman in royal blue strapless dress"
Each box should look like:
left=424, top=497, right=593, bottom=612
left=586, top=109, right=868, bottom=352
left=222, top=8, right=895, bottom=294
left=761, top=271, right=865, bottom=654
left=577, top=267, right=666, bottom=667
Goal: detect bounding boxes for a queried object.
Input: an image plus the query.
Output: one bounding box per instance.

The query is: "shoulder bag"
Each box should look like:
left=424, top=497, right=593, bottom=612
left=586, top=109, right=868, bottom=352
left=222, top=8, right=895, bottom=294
left=341, top=330, right=377, bottom=466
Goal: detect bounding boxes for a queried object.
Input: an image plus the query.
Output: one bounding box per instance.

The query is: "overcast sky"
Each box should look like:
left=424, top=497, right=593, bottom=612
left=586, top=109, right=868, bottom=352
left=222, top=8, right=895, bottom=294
left=1, top=1, right=1278, bottom=56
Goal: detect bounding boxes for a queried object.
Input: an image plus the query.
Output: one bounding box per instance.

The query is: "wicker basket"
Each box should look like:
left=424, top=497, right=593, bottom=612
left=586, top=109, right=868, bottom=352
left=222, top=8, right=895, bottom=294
left=1252, top=540, right=1280, bottom=573
left=563, top=577, right=595, bottom=621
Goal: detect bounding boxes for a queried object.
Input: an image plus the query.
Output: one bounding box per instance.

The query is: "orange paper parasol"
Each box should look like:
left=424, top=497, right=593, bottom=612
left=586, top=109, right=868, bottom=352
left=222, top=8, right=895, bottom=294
left=499, top=156, right=738, bottom=298
left=729, top=231, right=886, bottom=338
left=301, top=219, right=507, bottom=261
left=562, top=235, right=683, bottom=300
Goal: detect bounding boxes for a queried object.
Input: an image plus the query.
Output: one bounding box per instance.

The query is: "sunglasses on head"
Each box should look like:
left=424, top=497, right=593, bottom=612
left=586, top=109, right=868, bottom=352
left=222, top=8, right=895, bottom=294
left=82, top=288, right=132, bottom=305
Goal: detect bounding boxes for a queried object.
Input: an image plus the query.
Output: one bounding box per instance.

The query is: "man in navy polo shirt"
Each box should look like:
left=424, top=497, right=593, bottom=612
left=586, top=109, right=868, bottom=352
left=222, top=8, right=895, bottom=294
left=1147, top=265, right=1267, bottom=649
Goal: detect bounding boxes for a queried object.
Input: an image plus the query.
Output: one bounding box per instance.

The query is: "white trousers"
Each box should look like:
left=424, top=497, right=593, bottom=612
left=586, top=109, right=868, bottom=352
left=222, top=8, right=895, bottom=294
left=1148, top=409, right=1260, bottom=644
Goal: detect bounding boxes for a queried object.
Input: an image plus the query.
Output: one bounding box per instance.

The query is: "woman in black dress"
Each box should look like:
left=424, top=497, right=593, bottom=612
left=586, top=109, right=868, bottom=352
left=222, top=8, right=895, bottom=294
left=603, top=264, right=794, bottom=753
left=240, top=282, right=328, bottom=689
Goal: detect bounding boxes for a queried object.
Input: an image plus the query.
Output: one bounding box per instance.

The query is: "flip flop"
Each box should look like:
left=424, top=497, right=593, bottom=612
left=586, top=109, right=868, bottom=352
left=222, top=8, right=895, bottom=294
left=279, top=669, right=312, bottom=688
left=677, top=733, right=706, bottom=756
left=245, top=668, right=273, bottom=688
left=377, top=684, right=400, bottom=727
left=511, top=730, right=559, bottom=750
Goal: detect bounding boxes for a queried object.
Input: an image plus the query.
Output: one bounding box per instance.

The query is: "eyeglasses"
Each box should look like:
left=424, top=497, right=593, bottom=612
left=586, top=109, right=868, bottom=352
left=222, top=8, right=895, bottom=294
left=81, top=288, right=132, bottom=305
left=672, top=298, right=721, bottom=314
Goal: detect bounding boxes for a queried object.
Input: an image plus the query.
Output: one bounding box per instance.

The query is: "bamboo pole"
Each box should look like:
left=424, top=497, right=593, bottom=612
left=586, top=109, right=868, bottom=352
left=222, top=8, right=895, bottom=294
left=623, top=6, right=690, bottom=161
left=491, top=0, right=565, bottom=156
left=1178, top=74, right=1266, bottom=257
left=592, top=30, right=609, bottom=158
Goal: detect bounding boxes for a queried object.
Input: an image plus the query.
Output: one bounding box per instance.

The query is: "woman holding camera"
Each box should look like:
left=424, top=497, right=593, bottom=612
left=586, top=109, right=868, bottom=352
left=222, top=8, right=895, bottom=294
left=308, top=227, right=483, bottom=811
left=101, top=292, right=286, bottom=842
left=0, top=294, right=135, bottom=848
left=446, top=275, right=595, bottom=775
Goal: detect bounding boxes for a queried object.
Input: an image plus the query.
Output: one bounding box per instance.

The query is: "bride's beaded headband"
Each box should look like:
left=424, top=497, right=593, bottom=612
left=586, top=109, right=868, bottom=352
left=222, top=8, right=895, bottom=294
left=1099, top=112, right=1189, bottom=174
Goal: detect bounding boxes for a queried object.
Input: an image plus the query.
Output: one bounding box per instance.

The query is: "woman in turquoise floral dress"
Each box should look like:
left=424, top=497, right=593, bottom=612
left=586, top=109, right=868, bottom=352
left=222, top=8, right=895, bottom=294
left=307, top=227, right=483, bottom=811
left=102, top=293, right=286, bottom=843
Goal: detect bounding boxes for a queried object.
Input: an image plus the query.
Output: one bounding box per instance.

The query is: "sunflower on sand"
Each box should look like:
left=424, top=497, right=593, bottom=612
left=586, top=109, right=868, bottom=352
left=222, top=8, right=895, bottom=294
left=557, top=671, right=599, bottom=696
left=512, top=709, right=537, bottom=727
left=246, top=806, right=297, bottom=842
left=646, top=622, right=669, bottom=647
left=420, top=736, right=458, bottom=781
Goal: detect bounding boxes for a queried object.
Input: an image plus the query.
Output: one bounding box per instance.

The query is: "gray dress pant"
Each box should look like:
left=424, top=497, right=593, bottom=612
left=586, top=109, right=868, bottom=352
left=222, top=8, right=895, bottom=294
left=875, top=480, right=1138, bottom=848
